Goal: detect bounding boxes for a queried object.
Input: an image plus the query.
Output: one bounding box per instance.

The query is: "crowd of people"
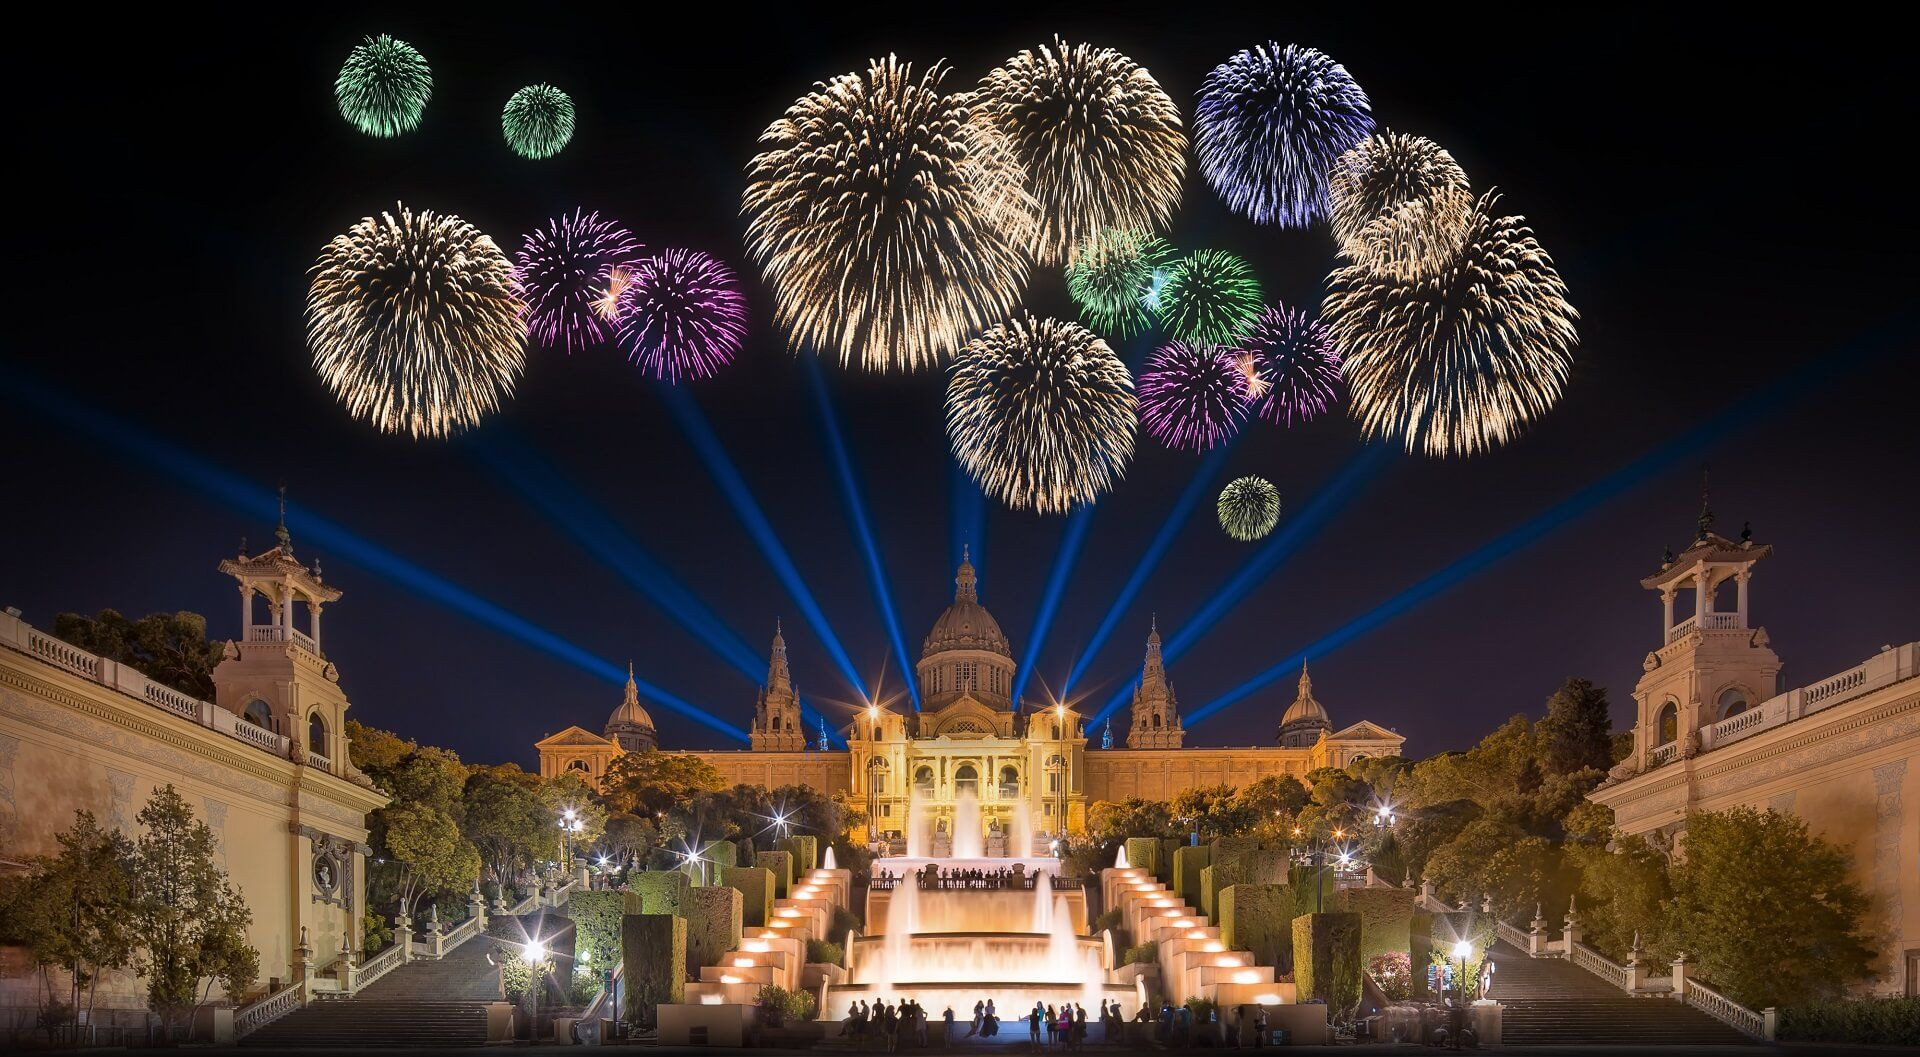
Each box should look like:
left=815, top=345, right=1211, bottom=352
left=840, top=997, right=1140, bottom=1050
left=869, top=864, right=1084, bottom=892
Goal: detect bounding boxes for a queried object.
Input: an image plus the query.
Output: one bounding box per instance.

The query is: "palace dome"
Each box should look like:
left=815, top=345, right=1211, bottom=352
left=922, top=548, right=1012, bottom=660
left=605, top=664, right=658, bottom=752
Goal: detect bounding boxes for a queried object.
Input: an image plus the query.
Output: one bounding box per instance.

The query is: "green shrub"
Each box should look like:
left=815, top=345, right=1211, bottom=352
left=830, top=904, right=863, bottom=939
left=1183, top=996, right=1216, bottom=1024
left=1220, top=884, right=1292, bottom=971
left=783, top=835, right=819, bottom=873
left=721, top=866, right=775, bottom=928
left=1173, top=845, right=1213, bottom=908
left=1124, top=837, right=1162, bottom=880
left=807, top=938, right=844, bottom=965
left=628, top=870, right=692, bottom=916
left=684, top=886, right=743, bottom=973
left=1292, top=913, right=1363, bottom=1024
left=1121, top=940, right=1159, bottom=965
left=1091, top=908, right=1124, bottom=935
left=622, top=914, right=686, bottom=1026
left=754, top=983, right=818, bottom=1023
left=1778, top=996, right=1920, bottom=1046
left=754, top=850, right=795, bottom=898
left=1367, top=952, right=1414, bottom=1003
left=568, top=890, right=626, bottom=980
left=1331, top=887, right=1416, bottom=964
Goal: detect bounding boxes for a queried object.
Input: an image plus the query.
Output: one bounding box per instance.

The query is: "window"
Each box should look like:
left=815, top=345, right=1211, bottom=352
left=954, top=764, right=979, bottom=795
left=1656, top=702, right=1679, bottom=745
left=1151, top=713, right=1162, bottom=728
left=1716, top=688, right=1750, bottom=721
left=242, top=699, right=273, bottom=729
left=567, top=759, right=588, bottom=772
left=308, top=712, right=328, bottom=755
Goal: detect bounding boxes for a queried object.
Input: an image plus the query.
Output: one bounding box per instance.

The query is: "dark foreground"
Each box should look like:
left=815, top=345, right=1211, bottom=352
left=157, top=1044, right=1908, bottom=1056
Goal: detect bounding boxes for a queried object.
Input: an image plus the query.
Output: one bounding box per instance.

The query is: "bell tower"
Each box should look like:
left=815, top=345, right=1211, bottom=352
left=212, top=492, right=353, bottom=779
left=1127, top=619, right=1185, bottom=748
left=752, top=622, right=806, bottom=751
left=1629, top=497, right=1781, bottom=773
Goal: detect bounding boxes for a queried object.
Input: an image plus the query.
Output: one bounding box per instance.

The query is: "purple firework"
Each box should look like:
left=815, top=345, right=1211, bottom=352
left=1138, top=341, right=1249, bottom=451
left=1194, top=43, right=1374, bottom=227
left=1232, top=304, right=1342, bottom=427
left=615, top=249, right=748, bottom=382
left=511, top=210, right=644, bottom=353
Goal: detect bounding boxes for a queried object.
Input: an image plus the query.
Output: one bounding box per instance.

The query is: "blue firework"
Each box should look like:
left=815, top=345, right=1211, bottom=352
left=1194, top=43, right=1374, bottom=227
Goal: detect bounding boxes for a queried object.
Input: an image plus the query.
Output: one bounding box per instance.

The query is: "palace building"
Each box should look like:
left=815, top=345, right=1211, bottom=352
left=1589, top=515, right=1920, bottom=995
left=537, top=551, right=1405, bottom=842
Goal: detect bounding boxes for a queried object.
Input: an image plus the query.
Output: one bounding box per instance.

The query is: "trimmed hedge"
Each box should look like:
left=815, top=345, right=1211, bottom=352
left=1408, top=912, right=1436, bottom=1001
left=1121, top=940, right=1159, bottom=965
left=685, top=885, right=743, bottom=974
left=1331, top=886, right=1416, bottom=964
left=1203, top=847, right=1288, bottom=920
left=1220, top=884, right=1293, bottom=971
left=623, top=913, right=686, bottom=1026
left=1779, top=996, right=1920, bottom=1046
left=1124, top=837, right=1162, bottom=879
left=1159, top=838, right=1183, bottom=883
left=568, top=890, right=626, bottom=980
left=1172, top=845, right=1212, bottom=908
left=1292, top=912, right=1363, bottom=1021
left=628, top=869, right=692, bottom=916
left=706, top=839, right=740, bottom=870
left=754, top=850, right=795, bottom=898
left=722, top=865, right=776, bottom=928
left=784, top=834, right=819, bottom=874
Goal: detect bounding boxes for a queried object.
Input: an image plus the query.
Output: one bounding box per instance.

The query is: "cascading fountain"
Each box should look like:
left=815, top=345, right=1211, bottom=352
left=823, top=846, right=837, bottom=870
left=1115, top=843, right=1131, bottom=869
left=952, top=787, right=984, bottom=859
left=1010, top=800, right=1033, bottom=858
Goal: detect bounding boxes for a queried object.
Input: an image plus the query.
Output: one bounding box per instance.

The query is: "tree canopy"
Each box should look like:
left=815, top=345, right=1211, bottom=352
left=52, top=609, right=223, bottom=700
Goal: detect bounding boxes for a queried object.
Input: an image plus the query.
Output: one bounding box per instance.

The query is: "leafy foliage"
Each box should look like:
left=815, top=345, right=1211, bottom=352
left=566, top=890, right=624, bottom=981
left=53, top=609, right=223, bottom=700
left=807, top=938, right=844, bottom=965
left=755, top=983, right=818, bottom=1023
left=1367, top=952, right=1414, bottom=1002
left=1121, top=940, right=1159, bottom=965
left=0, top=811, right=136, bottom=1035
left=126, top=786, right=257, bottom=1035
left=601, top=750, right=725, bottom=816
left=1777, top=996, right=1920, bottom=1046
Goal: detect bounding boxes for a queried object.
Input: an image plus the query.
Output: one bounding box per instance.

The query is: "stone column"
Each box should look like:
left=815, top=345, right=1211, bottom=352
left=1528, top=904, right=1548, bottom=956
left=1670, top=950, right=1689, bottom=1000
left=427, top=903, right=445, bottom=958
left=393, top=912, right=414, bottom=964
left=336, top=933, right=358, bottom=992
left=1562, top=896, right=1582, bottom=953
left=469, top=883, right=488, bottom=930
left=239, top=584, right=252, bottom=636
left=1661, top=588, right=1675, bottom=636
left=1736, top=570, right=1750, bottom=626
left=310, top=604, right=323, bottom=653
left=1624, top=932, right=1646, bottom=991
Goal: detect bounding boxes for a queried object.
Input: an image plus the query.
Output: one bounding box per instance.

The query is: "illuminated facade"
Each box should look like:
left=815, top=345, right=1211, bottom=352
left=537, top=553, right=1405, bottom=843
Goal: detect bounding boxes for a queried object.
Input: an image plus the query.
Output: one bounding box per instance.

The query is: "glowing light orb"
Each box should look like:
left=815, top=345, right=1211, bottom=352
left=1194, top=43, right=1373, bottom=227
left=1323, top=192, right=1578, bottom=457
left=1137, top=341, right=1249, bottom=451
left=1217, top=476, right=1282, bottom=541
left=502, top=83, right=575, bottom=159
left=946, top=315, right=1137, bottom=515
left=614, top=248, right=747, bottom=383
left=335, top=35, right=432, bottom=138
left=307, top=203, right=525, bottom=439
left=1229, top=304, right=1342, bottom=427
left=743, top=56, right=1035, bottom=371
left=512, top=210, right=644, bottom=353
left=976, top=38, right=1185, bottom=265
left=1157, top=250, right=1262, bottom=345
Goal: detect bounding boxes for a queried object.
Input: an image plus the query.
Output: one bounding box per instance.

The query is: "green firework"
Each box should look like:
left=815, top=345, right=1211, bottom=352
left=1217, top=476, right=1281, bottom=541
left=335, top=35, right=432, bottom=138
left=1157, top=249, right=1262, bottom=344
left=502, top=84, right=575, bottom=160
left=1065, top=229, right=1175, bottom=338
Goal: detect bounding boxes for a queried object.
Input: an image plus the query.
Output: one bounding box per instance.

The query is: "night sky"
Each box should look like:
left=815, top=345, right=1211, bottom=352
left=4, top=10, right=1913, bottom=768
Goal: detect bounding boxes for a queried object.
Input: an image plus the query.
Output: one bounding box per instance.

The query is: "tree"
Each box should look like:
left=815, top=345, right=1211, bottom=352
left=1666, top=807, right=1873, bottom=1009
left=600, top=813, right=659, bottom=866
left=1087, top=797, right=1176, bottom=842
left=461, top=764, right=549, bottom=893
left=1233, top=774, right=1310, bottom=832
left=540, top=771, right=608, bottom=863
left=1567, top=834, right=1671, bottom=961
left=1170, top=784, right=1254, bottom=839
left=126, top=786, right=256, bottom=1038
left=1538, top=677, right=1615, bottom=777
left=373, top=802, right=481, bottom=917
left=52, top=609, right=223, bottom=700
left=601, top=750, right=725, bottom=817
left=0, top=811, right=136, bottom=1040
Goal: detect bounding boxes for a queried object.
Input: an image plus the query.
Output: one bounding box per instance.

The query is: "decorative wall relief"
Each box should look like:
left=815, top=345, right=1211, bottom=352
left=105, top=767, right=135, bottom=831
left=203, top=796, right=230, bottom=869
left=1871, top=759, right=1906, bottom=967
left=0, top=732, right=19, bottom=850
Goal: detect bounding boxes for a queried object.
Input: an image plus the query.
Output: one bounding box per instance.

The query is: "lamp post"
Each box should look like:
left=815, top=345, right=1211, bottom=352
left=558, top=808, right=585, bottom=874
left=1451, top=939, right=1473, bottom=1004
left=1291, top=824, right=1350, bottom=913
left=521, top=937, right=549, bottom=1036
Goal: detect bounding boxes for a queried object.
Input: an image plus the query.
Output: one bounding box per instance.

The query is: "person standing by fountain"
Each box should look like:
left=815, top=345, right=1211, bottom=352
left=968, top=999, right=984, bottom=1038
left=943, top=1005, right=955, bottom=1048
left=1073, top=1004, right=1087, bottom=1051
left=1044, top=1004, right=1058, bottom=1050
left=1029, top=1002, right=1044, bottom=1047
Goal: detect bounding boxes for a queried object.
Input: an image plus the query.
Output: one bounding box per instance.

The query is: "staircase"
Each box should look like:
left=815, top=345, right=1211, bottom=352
left=1486, top=940, right=1755, bottom=1046
left=242, top=933, right=504, bottom=1047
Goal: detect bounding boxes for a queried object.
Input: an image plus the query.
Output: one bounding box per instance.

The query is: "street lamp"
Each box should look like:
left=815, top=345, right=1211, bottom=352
left=1450, top=940, right=1473, bottom=1005
left=558, top=809, right=585, bottom=873
left=521, top=937, right=549, bottom=1028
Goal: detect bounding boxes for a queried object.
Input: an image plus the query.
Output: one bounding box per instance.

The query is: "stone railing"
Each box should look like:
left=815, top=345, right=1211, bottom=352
left=0, top=611, right=296, bottom=761
left=1647, top=741, right=1679, bottom=768
left=1567, top=941, right=1630, bottom=990
left=1493, top=918, right=1531, bottom=951
left=1665, top=616, right=1699, bottom=643
left=245, top=622, right=319, bottom=654
left=1700, top=612, right=1742, bottom=629
left=438, top=911, right=483, bottom=953
left=308, top=751, right=333, bottom=772
left=233, top=979, right=304, bottom=1039
left=355, top=940, right=406, bottom=990
left=1683, top=978, right=1766, bottom=1038
left=1695, top=642, right=1918, bottom=754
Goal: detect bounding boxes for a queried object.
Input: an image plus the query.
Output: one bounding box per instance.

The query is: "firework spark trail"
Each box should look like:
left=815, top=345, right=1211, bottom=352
left=1327, top=131, right=1473, bottom=275
left=946, top=315, right=1138, bottom=515
left=743, top=56, right=1036, bottom=371
left=1325, top=192, right=1578, bottom=457
left=502, top=84, right=575, bottom=159
left=512, top=210, right=644, bottom=353
left=976, top=38, right=1185, bottom=265
left=615, top=249, right=748, bottom=382
left=1230, top=303, right=1343, bottom=427
left=1195, top=42, right=1373, bottom=227
left=307, top=204, right=525, bottom=439
left=1065, top=229, right=1176, bottom=339
left=1217, top=476, right=1282, bottom=541
left=335, top=34, right=432, bottom=137
left=1138, top=341, right=1249, bottom=451
left=1157, top=249, right=1263, bottom=345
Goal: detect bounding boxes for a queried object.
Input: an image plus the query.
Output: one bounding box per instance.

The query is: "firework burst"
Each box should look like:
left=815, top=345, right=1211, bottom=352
left=1064, top=229, right=1175, bottom=338
left=1157, top=250, right=1263, bottom=344
left=1138, top=341, right=1249, bottom=451
left=615, top=249, right=748, bottom=383
left=1328, top=132, right=1474, bottom=278
left=975, top=38, right=1185, bottom=265
left=307, top=204, right=525, bottom=439
left=511, top=210, right=644, bottom=353
left=1194, top=43, right=1373, bottom=227
left=335, top=35, right=432, bottom=138
left=1217, top=476, right=1282, bottom=541
left=1323, top=193, right=1578, bottom=457
left=1230, top=304, right=1342, bottom=427
left=743, top=56, right=1036, bottom=372
left=501, top=84, right=575, bottom=159
left=946, top=315, right=1136, bottom=514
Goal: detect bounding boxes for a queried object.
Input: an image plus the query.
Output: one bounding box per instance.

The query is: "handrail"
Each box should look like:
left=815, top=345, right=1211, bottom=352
left=1494, top=919, right=1531, bottom=951
left=1682, top=978, right=1767, bottom=1039
left=234, top=979, right=304, bottom=1038
left=356, top=940, right=406, bottom=990
left=1567, top=942, right=1630, bottom=989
